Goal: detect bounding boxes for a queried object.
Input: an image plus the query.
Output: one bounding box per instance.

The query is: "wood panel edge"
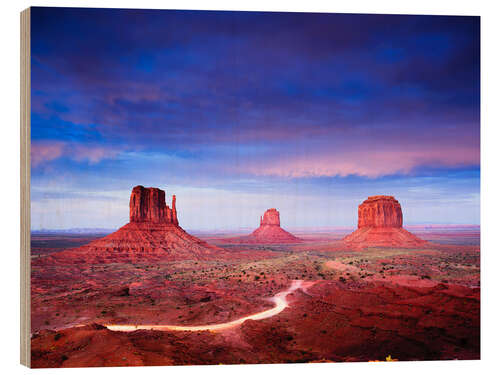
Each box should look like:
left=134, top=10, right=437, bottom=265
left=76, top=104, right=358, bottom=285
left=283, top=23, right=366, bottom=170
left=20, top=7, right=31, bottom=368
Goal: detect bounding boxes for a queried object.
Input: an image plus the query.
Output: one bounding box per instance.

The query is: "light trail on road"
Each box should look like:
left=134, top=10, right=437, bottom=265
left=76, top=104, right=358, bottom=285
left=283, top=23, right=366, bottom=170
left=106, top=279, right=304, bottom=332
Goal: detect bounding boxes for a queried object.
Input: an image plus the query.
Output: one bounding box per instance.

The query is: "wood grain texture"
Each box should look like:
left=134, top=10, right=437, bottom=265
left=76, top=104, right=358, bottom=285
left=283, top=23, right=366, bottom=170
left=20, top=7, right=31, bottom=368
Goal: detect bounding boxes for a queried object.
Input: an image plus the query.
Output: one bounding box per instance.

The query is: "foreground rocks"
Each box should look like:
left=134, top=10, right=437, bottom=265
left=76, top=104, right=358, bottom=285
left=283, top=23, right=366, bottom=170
left=344, top=196, right=427, bottom=249
left=31, top=280, right=479, bottom=367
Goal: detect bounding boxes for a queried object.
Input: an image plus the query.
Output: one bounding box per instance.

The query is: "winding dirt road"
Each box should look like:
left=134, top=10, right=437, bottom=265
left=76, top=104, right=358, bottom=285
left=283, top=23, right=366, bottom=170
left=106, top=280, right=304, bottom=332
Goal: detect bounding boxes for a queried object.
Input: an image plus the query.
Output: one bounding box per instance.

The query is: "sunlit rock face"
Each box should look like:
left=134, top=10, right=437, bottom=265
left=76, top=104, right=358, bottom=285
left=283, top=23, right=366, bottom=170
left=260, top=208, right=280, bottom=226
left=129, top=185, right=178, bottom=225
left=358, top=196, right=402, bottom=228
left=344, top=196, right=427, bottom=249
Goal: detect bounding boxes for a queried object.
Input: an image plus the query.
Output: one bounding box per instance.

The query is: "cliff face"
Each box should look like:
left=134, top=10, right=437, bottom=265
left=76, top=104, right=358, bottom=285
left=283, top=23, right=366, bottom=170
left=358, top=196, right=402, bottom=228
left=344, top=196, right=426, bottom=249
left=129, top=186, right=178, bottom=225
left=260, top=208, right=280, bottom=226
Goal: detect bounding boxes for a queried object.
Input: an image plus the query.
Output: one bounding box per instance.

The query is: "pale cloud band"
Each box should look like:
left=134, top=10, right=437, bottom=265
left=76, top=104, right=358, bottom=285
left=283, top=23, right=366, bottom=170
left=244, top=145, right=479, bottom=178
left=31, top=141, right=123, bottom=167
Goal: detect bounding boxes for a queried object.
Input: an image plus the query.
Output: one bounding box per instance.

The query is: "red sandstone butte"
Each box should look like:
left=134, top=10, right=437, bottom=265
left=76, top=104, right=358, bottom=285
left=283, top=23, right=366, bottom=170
left=343, top=195, right=427, bottom=249
left=260, top=208, right=281, bottom=226
left=228, top=208, right=302, bottom=244
left=51, top=186, right=221, bottom=263
left=129, top=185, right=178, bottom=225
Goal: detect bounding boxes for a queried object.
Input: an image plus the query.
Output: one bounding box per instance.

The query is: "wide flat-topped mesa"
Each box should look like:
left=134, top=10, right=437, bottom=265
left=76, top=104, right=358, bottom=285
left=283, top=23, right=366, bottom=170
left=358, top=195, right=402, bottom=228
left=130, top=185, right=178, bottom=224
left=49, top=186, right=221, bottom=263
left=344, top=195, right=426, bottom=249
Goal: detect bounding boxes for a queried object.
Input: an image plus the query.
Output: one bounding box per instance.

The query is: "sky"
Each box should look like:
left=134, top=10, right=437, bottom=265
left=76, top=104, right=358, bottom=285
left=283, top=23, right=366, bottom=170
left=30, top=7, right=480, bottom=230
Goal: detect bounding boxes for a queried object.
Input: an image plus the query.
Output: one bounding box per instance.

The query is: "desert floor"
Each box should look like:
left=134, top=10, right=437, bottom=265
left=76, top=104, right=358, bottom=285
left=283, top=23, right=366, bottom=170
left=30, top=226, right=479, bottom=367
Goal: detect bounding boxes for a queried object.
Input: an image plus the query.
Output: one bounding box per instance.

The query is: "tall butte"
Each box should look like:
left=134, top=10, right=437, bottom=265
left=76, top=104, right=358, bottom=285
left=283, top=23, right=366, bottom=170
left=52, top=186, right=221, bottom=263
left=343, top=195, right=427, bottom=249
left=232, top=208, right=302, bottom=243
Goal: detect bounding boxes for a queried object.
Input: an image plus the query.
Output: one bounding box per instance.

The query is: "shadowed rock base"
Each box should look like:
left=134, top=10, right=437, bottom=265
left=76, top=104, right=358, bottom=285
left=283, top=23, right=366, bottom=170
left=343, top=227, right=427, bottom=249
left=249, top=224, right=302, bottom=243
left=50, top=222, right=221, bottom=263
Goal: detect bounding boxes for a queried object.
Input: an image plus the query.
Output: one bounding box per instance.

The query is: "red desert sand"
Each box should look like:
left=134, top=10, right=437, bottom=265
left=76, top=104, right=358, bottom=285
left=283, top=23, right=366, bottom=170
left=30, top=190, right=479, bottom=367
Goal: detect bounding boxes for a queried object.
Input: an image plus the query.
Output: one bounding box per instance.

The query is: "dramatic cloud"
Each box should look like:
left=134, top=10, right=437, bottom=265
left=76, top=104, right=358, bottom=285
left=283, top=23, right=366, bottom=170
left=71, top=145, right=122, bottom=164
left=31, top=141, right=123, bottom=167
left=29, top=8, right=480, bottom=228
left=31, top=141, right=65, bottom=167
left=244, top=143, right=479, bottom=178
